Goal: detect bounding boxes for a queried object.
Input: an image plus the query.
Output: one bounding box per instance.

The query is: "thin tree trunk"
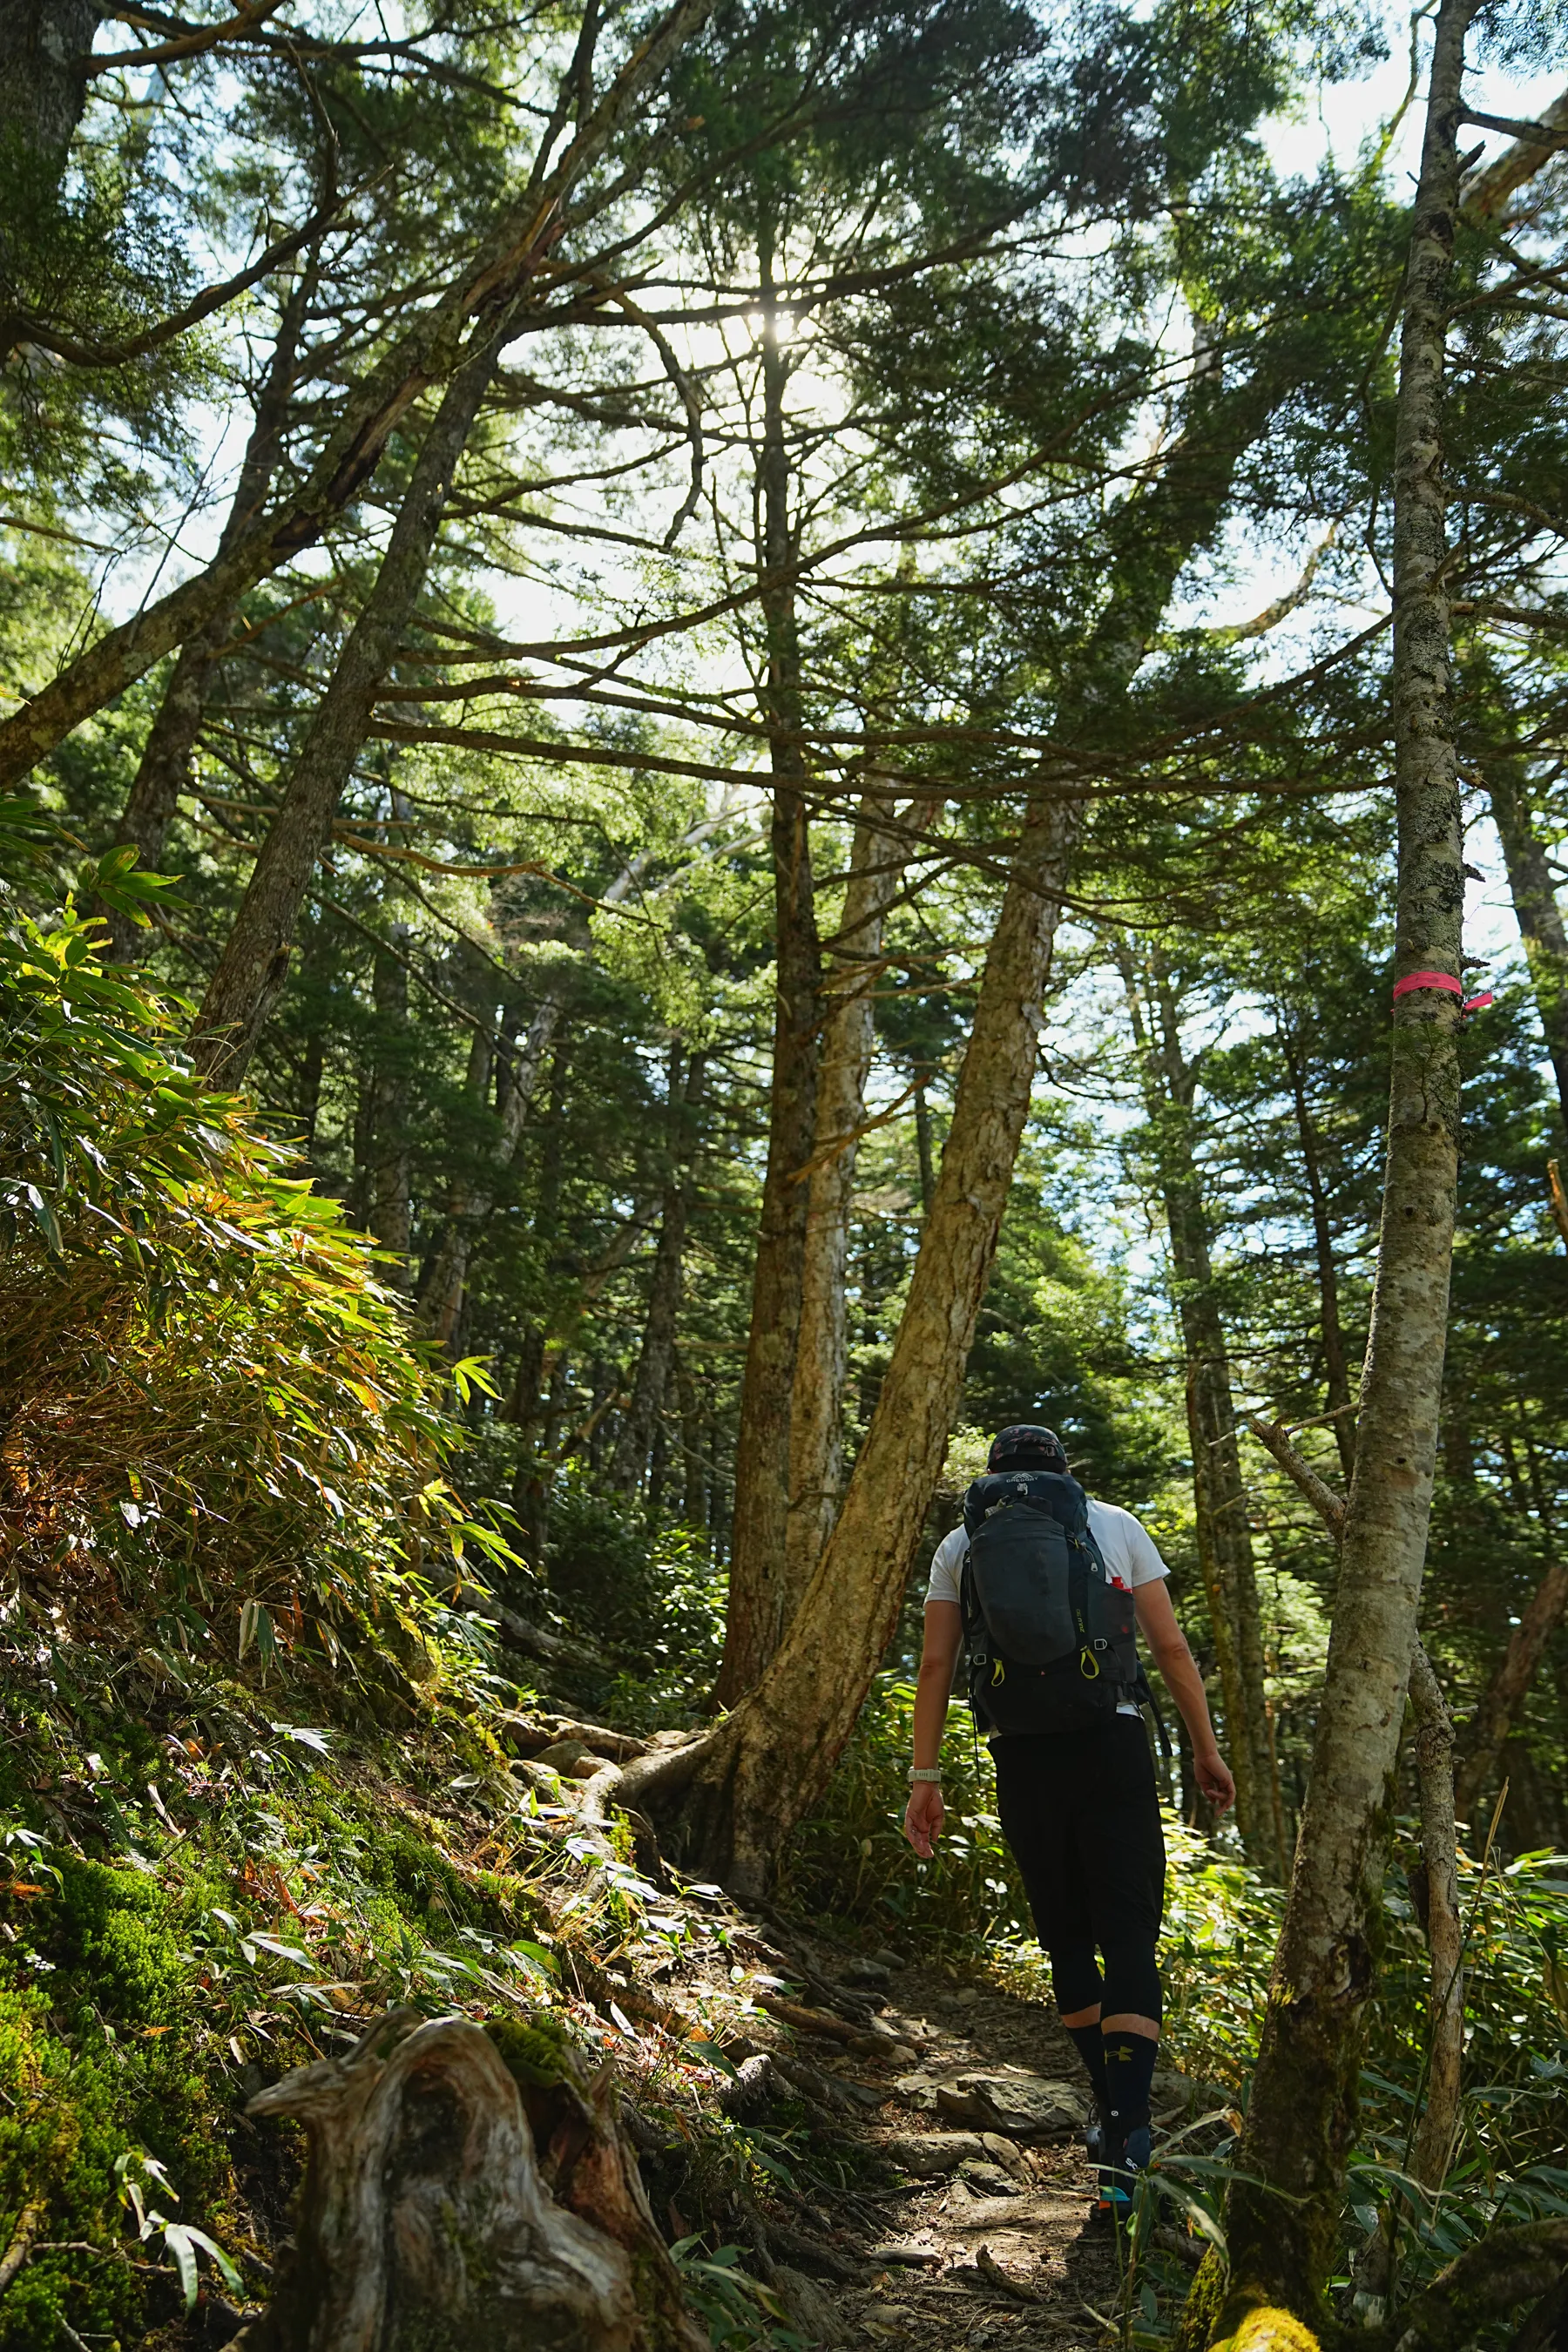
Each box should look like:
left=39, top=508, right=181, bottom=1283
left=781, top=788, right=928, bottom=1610
left=188, top=335, right=499, bottom=1085
left=1454, top=1558, right=1568, bottom=1821
left=1214, top=4, right=1477, bottom=2329
left=420, top=848, right=673, bottom=1349
left=0, top=0, right=713, bottom=790
left=914, top=1084, right=936, bottom=1213
left=675, top=1352, right=707, bottom=1540
left=1121, top=949, right=1281, bottom=1873
left=714, top=214, right=822, bottom=1705
left=1409, top=1643, right=1463, bottom=2196
left=607, top=1051, right=706, bottom=1495
left=657, top=790, right=1081, bottom=1890
left=367, top=924, right=412, bottom=1271
left=418, top=990, right=564, bottom=1345
left=1281, top=1021, right=1358, bottom=1481
left=1488, top=759, right=1568, bottom=1134
left=101, top=274, right=311, bottom=959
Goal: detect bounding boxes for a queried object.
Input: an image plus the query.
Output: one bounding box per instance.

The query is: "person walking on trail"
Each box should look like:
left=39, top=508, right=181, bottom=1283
left=902, top=1423, right=1236, bottom=2219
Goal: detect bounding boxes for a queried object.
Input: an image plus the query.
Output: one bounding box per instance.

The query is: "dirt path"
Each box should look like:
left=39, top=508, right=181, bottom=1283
left=603, top=1875, right=1199, bottom=2349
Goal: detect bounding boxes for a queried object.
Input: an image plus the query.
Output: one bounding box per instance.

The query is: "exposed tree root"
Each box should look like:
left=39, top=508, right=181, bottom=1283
left=232, top=2005, right=706, bottom=2351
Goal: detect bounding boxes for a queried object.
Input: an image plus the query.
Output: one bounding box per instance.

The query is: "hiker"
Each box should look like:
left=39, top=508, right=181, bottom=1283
left=902, top=1423, right=1235, bottom=2217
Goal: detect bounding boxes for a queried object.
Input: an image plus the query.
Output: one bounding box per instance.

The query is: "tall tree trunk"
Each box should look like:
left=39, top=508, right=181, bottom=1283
left=782, top=788, right=928, bottom=1609
left=188, top=335, right=498, bottom=1085
left=367, top=924, right=412, bottom=1271
left=1121, top=950, right=1281, bottom=1873
left=608, top=1050, right=706, bottom=1495
left=1280, top=1021, right=1358, bottom=1481
left=714, top=217, right=822, bottom=1705
left=1213, top=5, right=1477, bottom=2330
left=656, top=790, right=1080, bottom=1890
left=645, top=337, right=1292, bottom=1891
left=102, top=274, right=311, bottom=959
left=0, top=0, right=713, bottom=790
left=0, top=0, right=100, bottom=172
left=1454, top=1558, right=1568, bottom=1821
left=1487, top=758, right=1568, bottom=1135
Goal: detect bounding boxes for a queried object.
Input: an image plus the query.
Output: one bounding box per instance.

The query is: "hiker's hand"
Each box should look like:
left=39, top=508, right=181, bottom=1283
left=1196, top=1747, right=1236, bottom=1816
left=903, top=1781, right=944, bottom=1857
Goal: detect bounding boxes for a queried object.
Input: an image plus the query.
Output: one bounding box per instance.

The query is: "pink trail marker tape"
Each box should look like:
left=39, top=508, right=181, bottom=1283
left=1391, top=971, right=1492, bottom=1011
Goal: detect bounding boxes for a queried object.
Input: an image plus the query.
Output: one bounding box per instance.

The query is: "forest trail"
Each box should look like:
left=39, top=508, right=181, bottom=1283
left=728, top=1930, right=1125, bottom=2348
left=543, top=1833, right=1218, bottom=2352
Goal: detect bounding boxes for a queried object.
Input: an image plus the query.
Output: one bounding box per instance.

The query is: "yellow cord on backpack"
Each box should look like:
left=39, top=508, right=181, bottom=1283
left=990, top=1659, right=1006, bottom=1686
left=1079, top=1648, right=1100, bottom=1680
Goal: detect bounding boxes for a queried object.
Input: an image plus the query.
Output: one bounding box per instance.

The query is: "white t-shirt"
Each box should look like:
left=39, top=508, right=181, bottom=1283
left=924, top=1498, right=1168, bottom=1720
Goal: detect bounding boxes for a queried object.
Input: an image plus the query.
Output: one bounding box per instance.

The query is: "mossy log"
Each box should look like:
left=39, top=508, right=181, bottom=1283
left=1179, top=2225, right=1568, bottom=2352
left=233, top=2007, right=706, bottom=2352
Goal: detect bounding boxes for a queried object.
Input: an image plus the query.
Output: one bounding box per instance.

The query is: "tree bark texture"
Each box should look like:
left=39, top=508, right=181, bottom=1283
left=781, top=788, right=928, bottom=1610
left=234, top=2006, right=704, bottom=2352
left=665, top=791, right=1080, bottom=1892
left=0, top=0, right=714, bottom=791
left=1122, top=950, right=1281, bottom=1874
left=1454, top=1558, right=1568, bottom=1823
left=715, top=233, right=821, bottom=1706
left=0, top=0, right=99, bottom=167
left=607, top=1050, right=706, bottom=1494
left=1488, top=760, right=1568, bottom=1136
left=1408, top=1642, right=1463, bottom=2197
left=1280, top=1023, right=1358, bottom=1482
left=1214, top=4, right=1477, bottom=2330
left=188, top=337, right=499, bottom=1085
left=101, top=277, right=311, bottom=958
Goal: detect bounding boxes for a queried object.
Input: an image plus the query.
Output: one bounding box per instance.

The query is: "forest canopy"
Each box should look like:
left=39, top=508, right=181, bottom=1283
left=3, top=0, right=1568, bottom=2342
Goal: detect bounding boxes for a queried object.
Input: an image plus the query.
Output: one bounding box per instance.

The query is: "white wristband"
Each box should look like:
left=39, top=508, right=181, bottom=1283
left=909, top=1766, right=943, bottom=1785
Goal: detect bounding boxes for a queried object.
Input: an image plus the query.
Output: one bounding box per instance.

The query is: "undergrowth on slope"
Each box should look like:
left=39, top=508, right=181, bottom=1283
left=1, top=848, right=512, bottom=1697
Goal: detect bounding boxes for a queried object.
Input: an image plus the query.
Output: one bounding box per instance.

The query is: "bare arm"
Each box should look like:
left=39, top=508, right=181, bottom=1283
left=1133, top=1578, right=1236, bottom=1815
left=904, top=1599, right=963, bottom=1856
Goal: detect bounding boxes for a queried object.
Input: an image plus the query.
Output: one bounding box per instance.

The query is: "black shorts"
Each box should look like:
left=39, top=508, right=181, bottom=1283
left=990, top=1713, right=1165, bottom=1963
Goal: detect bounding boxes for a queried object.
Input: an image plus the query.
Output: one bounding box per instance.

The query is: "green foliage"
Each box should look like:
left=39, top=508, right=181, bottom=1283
left=0, top=833, right=510, bottom=1689
left=774, top=1669, right=1025, bottom=1946
left=667, top=2236, right=806, bottom=2349
left=486, top=2010, right=572, bottom=2088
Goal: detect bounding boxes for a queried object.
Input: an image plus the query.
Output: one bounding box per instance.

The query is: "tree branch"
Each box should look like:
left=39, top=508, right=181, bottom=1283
left=85, top=0, right=286, bottom=76
left=1243, top=1414, right=1347, bottom=1540
left=0, top=193, right=342, bottom=368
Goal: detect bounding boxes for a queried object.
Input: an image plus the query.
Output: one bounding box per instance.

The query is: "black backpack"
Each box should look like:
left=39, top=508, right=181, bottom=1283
left=958, top=1468, right=1144, bottom=1737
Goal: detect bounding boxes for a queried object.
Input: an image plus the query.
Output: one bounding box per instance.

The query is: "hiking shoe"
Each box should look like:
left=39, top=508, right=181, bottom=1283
left=1095, top=2124, right=1152, bottom=2220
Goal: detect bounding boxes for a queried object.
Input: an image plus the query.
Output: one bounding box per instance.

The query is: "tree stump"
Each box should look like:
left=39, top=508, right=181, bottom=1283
left=233, top=2007, right=706, bottom=2351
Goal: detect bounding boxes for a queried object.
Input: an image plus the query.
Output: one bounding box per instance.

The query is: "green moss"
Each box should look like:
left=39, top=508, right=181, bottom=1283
left=1212, top=2308, right=1321, bottom=2352
left=486, top=2011, right=571, bottom=2090
left=368, top=1825, right=472, bottom=1921
left=1176, top=2248, right=1230, bottom=2352
left=0, top=1984, right=142, bottom=2349
left=473, top=1869, right=537, bottom=1930
left=51, top=1855, right=186, bottom=2026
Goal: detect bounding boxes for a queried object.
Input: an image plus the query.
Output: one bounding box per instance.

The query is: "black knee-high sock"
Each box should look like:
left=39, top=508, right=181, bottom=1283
left=1065, top=2024, right=1110, bottom=2112
left=1102, top=2031, right=1157, bottom=2139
